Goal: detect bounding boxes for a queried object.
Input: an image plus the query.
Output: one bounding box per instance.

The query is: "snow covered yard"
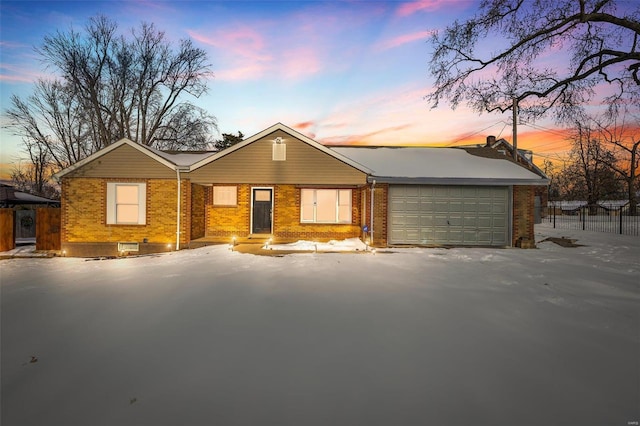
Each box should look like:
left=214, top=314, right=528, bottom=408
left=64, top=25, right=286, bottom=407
left=1, top=223, right=638, bottom=426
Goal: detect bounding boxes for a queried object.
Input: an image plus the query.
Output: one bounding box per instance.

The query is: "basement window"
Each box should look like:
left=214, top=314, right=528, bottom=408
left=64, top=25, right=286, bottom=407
left=301, top=189, right=351, bottom=224
left=118, top=242, right=139, bottom=252
left=107, top=183, right=146, bottom=225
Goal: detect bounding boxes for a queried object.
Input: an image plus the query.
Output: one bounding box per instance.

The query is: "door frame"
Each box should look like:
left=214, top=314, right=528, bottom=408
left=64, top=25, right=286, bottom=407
left=250, top=187, right=274, bottom=234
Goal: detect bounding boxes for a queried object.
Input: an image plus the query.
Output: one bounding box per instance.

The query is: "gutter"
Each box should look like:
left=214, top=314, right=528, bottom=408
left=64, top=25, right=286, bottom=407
left=370, top=179, right=375, bottom=246
left=175, top=168, right=182, bottom=250
left=367, top=176, right=549, bottom=186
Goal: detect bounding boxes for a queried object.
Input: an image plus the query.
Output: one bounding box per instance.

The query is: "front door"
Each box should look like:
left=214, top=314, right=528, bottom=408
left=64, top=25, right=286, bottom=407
left=252, top=188, right=273, bottom=234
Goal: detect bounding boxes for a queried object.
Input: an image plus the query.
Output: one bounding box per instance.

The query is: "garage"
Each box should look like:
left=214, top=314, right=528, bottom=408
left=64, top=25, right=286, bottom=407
left=333, top=145, right=548, bottom=247
left=389, top=185, right=509, bottom=246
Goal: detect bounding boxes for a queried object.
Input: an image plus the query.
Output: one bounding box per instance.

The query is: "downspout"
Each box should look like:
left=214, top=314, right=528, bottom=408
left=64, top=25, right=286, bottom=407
left=370, top=179, right=376, bottom=246
left=175, top=168, right=181, bottom=251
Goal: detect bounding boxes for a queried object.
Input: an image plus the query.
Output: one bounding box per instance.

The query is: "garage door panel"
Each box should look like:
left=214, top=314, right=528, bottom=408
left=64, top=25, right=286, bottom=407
left=448, top=216, right=463, bottom=226
left=435, top=202, right=449, bottom=213
left=405, top=215, right=420, bottom=226
left=389, top=185, right=509, bottom=246
left=449, top=202, right=463, bottom=213
left=463, top=217, right=478, bottom=227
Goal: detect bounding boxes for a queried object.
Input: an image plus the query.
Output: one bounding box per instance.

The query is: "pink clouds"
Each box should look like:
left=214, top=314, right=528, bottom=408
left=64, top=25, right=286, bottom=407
left=396, top=0, right=445, bottom=17
left=189, top=26, right=324, bottom=82
left=0, top=64, right=50, bottom=84
left=375, top=30, right=435, bottom=51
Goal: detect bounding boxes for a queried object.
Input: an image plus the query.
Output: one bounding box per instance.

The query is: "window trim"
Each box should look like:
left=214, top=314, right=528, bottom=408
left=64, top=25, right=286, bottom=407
left=106, top=182, right=146, bottom=225
left=300, top=188, right=352, bottom=224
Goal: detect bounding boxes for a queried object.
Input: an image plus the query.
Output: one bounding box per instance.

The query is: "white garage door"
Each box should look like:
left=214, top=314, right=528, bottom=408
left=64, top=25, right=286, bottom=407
left=389, top=185, right=509, bottom=246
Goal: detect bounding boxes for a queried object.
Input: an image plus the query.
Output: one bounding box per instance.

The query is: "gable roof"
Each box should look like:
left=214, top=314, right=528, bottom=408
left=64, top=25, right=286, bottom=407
left=189, top=122, right=372, bottom=174
left=53, top=138, right=180, bottom=179
left=332, top=147, right=549, bottom=186
left=482, top=137, right=548, bottom=179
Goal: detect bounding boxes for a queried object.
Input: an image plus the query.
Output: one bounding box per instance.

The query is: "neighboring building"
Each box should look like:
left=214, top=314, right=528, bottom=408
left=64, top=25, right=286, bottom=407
left=53, top=123, right=548, bottom=257
left=0, top=183, right=60, bottom=208
left=463, top=136, right=549, bottom=224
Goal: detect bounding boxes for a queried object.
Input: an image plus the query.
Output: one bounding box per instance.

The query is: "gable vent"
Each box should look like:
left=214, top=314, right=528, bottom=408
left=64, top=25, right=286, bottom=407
left=273, top=137, right=286, bottom=161
left=118, top=242, right=139, bottom=252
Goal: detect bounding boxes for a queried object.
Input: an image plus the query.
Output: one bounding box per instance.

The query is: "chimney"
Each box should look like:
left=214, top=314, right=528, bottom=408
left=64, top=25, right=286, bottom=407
left=486, top=135, right=496, bottom=147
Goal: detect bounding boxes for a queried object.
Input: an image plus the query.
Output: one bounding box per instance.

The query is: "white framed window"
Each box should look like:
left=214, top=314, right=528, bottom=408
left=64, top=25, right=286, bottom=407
left=213, top=186, right=237, bottom=206
left=106, top=183, right=146, bottom=225
left=300, top=189, right=351, bottom=224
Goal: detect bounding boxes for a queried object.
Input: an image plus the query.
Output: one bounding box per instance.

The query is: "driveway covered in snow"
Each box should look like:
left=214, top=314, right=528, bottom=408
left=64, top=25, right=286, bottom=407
left=1, top=223, right=639, bottom=426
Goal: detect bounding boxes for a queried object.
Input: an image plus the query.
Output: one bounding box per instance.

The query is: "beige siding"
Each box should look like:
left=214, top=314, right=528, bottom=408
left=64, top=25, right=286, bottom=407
left=188, top=130, right=367, bottom=185
left=66, top=144, right=176, bottom=179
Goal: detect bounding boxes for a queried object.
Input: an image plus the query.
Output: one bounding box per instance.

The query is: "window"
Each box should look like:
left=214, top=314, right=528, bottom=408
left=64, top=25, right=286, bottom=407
left=106, top=183, right=146, bottom=225
left=300, top=189, right=351, bottom=223
left=213, top=186, right=237, bottom=206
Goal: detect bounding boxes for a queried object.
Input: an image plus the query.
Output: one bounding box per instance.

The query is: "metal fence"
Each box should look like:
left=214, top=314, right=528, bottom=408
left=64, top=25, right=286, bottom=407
left=544, top=203, right=639, bottom=237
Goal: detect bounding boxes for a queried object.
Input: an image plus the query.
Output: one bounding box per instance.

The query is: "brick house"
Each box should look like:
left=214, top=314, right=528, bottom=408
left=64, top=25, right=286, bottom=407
left=54, top=123, right=547, bottom=256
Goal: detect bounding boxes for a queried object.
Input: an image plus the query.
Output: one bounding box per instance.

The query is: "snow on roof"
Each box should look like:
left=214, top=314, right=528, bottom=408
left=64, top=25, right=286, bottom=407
left=332, top=147, right=548, bottom=185
left=0, top=184, right=59, bottom=205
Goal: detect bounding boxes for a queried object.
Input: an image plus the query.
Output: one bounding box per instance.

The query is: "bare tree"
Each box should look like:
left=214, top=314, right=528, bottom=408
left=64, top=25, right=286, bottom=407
left=5, top=14, right=216, bottom=174
left=592, top=114, right=640, bottom=214
left=10, top=144, right=59, bottom=200
left=559, top=123, right=623, bottom=206
left=427, top=0, right=640, bottom=122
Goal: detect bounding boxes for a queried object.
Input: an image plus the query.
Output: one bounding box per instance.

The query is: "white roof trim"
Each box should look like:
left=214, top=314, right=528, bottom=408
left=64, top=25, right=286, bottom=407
left=53, top=138, right=177, bottom=179
left=189, top=122, right=373, bottom=174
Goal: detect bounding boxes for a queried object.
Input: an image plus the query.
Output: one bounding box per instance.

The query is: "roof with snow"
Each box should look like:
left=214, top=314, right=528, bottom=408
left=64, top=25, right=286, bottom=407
left=332, top=147, right=549, bottom=186
left=0, top=184, right=60, bottom=207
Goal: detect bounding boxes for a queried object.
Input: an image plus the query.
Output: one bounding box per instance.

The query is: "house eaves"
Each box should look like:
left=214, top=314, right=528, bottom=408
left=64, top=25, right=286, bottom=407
left=53, top=138, right=178, bottom=180
left=189, top=122, right=373, bottom=174
left=367, top=177, right=549, bottom=186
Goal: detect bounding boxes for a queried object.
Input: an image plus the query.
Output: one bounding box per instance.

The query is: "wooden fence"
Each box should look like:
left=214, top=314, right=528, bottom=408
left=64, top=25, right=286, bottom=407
left=0, top=209, right=15, bottom=251
left=36, top=208, right=61, bottom=251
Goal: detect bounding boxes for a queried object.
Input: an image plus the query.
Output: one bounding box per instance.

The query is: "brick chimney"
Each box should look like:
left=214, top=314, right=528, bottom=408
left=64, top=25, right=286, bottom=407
left=486, top=135, right=496, bottom=147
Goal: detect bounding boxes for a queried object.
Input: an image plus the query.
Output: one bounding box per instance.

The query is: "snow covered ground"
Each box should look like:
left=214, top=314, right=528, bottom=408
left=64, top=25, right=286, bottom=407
left=1, top=223, right=638, bottom=426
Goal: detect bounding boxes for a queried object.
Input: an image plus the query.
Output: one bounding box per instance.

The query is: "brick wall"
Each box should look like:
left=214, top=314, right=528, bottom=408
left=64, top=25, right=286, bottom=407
left=205, top=184, right=364, bottom=241
left=372, top=184, right=388, bottom=246
left=61, top=177, right=189, bottom=256
left=190, top=184, right=206, bottom=239
left=512, top=185, right=535, bottom=248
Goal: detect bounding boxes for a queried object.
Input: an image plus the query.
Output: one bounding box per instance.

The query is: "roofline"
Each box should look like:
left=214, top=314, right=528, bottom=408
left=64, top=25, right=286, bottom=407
left=368, top=176, right=550, bottom=186
left=488, top=139, right=549, bottom=179
left=189, top=122, right=373, bottom=174
left=53, top=138, right=177, bottom=180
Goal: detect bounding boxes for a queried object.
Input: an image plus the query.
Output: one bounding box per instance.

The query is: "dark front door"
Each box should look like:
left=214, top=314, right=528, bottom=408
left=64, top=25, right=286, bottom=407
left=252, top=189, right=272, bottom=234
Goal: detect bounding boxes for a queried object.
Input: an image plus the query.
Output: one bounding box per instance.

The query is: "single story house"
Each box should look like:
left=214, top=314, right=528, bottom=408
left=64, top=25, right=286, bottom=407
left=53, top=123, right=548, bottom=257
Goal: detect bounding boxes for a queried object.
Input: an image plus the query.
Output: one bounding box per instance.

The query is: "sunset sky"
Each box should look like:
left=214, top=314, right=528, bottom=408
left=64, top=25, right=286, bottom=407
left=0, top=0, right=595, bottom=178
